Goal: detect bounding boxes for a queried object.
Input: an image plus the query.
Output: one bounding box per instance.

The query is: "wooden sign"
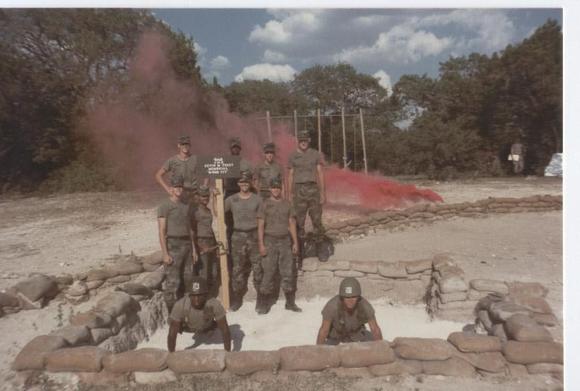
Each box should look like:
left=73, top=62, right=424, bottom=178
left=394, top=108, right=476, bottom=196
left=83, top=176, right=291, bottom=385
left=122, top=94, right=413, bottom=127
left=197, top=156, right=240, bottom=178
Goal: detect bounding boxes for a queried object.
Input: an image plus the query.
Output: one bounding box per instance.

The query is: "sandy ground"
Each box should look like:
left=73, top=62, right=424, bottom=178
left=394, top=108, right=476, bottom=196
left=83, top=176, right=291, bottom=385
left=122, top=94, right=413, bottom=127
left=0, top=177, right=563, bottom=390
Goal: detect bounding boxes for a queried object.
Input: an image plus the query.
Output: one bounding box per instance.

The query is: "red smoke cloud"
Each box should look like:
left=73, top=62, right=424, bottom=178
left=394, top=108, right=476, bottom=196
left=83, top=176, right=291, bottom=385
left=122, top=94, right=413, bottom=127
left=84, top=31, right=442, bottom=210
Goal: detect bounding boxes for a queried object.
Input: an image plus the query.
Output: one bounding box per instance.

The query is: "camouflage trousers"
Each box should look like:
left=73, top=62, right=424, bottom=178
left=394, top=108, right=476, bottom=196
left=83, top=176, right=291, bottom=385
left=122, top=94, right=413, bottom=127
left=260, top=235, right=296, bottom=295
left=293, top=182, right=325, bottom=240
left=230, top=230, right=262, bottom=297
left=163, top=237, right=194, bottom=312
left=196, top=237, right=219, bottom=295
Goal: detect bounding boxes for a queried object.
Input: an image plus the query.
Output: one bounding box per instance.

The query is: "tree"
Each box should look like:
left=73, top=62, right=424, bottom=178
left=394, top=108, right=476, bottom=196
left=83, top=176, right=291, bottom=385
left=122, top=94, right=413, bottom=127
left=224, top=80, right=308, bottom=116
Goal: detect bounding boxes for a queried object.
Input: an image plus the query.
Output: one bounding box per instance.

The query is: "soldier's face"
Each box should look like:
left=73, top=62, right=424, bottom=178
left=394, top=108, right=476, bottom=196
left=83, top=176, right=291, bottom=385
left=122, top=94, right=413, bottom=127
left=231, top=146, right=241, bottom=155
left=189, top=294, right=206, bottom=309
left=178, top=143, right=191, bottom=154
left=200, top=195, right=210, bottom=205
left=171, top=186, right=184, bottom=198
left=342, top=296, right=360, bottom=311
left=239, top=182, right=250, bottom=193
left=264, top=152, right=274, bottom=163
left=298, top=140, right=309, bottom=151
left=270, top=187, right=282, bottom=199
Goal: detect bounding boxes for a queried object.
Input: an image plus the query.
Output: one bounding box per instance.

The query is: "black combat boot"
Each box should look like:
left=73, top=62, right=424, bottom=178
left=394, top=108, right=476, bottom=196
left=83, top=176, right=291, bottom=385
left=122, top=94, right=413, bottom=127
left=256, top=293, right=270, bottom=315
left=284, top=292, right=302, bottom=312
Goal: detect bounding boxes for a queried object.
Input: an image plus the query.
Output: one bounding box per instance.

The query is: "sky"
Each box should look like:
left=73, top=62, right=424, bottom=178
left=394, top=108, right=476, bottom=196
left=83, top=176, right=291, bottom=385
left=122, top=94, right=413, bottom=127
left=153, top=8, right=562, bottom=91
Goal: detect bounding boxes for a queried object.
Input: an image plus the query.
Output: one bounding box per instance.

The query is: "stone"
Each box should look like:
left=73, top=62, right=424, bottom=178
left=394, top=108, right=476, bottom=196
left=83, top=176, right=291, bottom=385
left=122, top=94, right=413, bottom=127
left=318, top=260, right=350, bottom=271
left=95, top=291, right=138, bottom=318
left=492, top=324, right=508, bottom=342
left=105, top=261, right=144, bottom=276
left=167, top=350, right=226, bottom=373
left=368, top=359, right=423, bottom=376
left=531, top=313, right=558, bottom=327
left=526, top=363, right=563, bottom=374
left=378, top=262, right=407, bottom=278
left=67, top=281, right=88, bottom=296
left=447, top=332, right=501, bottom=353
left=70, top=310, right=113, bottom=329
left=50, top=325, right=91, bottom=346
left=502, top=341, right=563, bottom=365
left=116, top=283, right=154, bottom=298
left=439, top=291, right=468, bottom=303
left=488, top=301, right=529, bottom=323
left=103, top=348, right=168, bottom=373
left=86, top=280, right=105, bottom=290
left=405, top=259, right=432, bottom=274
left=469, top=279, right=508, bottom=294
left=77, top=371, right=129, bottom=386
left=393, top=338, right=456, bottom=361
left=349, top=261, right=378, bottom=274
left=334, top=270, right=365, bottom=278
left=86, top=269, right=112, bottom=282
left=477, top=311, right=493, bottom=332
left=507, top=363, right=528, bottom=377
left=91, top=328, right=113, bottom=344
left=13, top=274, right=59, bottom=302
left=279, top=345, right=340, bottom=371
left=512, top=296, right=553, bottom=314
left=0, top=291, right=20, bottom=307
left=301, top=258, right=319, bottom=272
left=438, top=275, right=468, bottom=293
left=422, top=357, right=476, bottom=377
left=134, top=369, right=178, bottom=384
left=507, top=282, right=548, bottom=299
left=107, top=275, right=132, bottom=284
left=12, top=335, right=68, bottom=370
left=338, top=341, right=395, bottom=368
left=504, top=314, right=553, bottom=342
left=457, top=352, right=507, bottom=373
left=45, top=347, right=109, bottom=372
left=225, top=351, right=280, bottom=375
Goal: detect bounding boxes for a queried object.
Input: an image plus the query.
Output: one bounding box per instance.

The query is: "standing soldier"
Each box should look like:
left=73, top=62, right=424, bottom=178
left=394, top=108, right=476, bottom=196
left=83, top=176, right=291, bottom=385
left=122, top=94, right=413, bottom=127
left=155, top=135, right=204, bottom=206
left=157, top=175, right=197, bottom=312
left=193, top=185, right=219, bottom=297
left=510, top=138, right=526, bottom=175
left=255, top=142, right=285, bottom=200
left=222, top=171, right=262, bottom=311
left=257, top=177, right=300, bottom=314
left=288, top=130, right=326, bottom=260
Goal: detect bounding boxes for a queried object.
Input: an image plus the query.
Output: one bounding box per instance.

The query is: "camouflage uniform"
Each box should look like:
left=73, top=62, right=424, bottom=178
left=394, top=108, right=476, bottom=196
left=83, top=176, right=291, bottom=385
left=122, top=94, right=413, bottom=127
left=256, top=143, right=283, bottom=200
left=321, top=295, right=375, bottom=344
left=162, top=137, right=200, bottom=205
left=194, top=187, right=218, bottom=295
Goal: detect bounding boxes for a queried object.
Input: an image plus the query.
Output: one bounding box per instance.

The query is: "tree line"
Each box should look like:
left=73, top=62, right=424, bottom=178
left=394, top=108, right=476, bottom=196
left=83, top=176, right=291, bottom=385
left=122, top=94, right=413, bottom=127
left=0, top=10, right=561, bottom=193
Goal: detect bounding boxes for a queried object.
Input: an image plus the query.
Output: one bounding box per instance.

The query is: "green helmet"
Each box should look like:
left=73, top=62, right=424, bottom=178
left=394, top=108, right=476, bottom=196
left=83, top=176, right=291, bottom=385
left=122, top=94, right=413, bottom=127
left=339, top=277, right=361, bottom=298
left=177, top=135, right=190, bottom=145
left=297, top=130, right=311, bottom=141
left=263, top=142, right=276, bottom=153
left=270, top=176, right=282, bottom=189
left=190, top=277, right=208, bottom=295
left=198, top=185, right=210, bottom=197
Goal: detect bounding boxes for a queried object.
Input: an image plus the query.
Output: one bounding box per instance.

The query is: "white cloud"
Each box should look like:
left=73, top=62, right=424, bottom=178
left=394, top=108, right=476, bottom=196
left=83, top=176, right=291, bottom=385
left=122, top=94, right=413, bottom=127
left=210, top=55, right=230, bottom=70
left=263, top=49, right=287, bottom=63
left=193, top=41, right=207, bottom=57
left=249, top=11, right=320, bottom=45
left=373, top=70, right=392, bottom=96
left=234, top=63, right=297, bottom=83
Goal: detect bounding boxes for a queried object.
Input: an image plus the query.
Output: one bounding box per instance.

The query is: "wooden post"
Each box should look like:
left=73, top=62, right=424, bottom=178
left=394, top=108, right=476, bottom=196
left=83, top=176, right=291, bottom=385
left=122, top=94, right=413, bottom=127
left=317, top=109, right=322, bottom=153
left=359, top=108, right=368, bottom=175
left=266, top=111, right=272, bottom=142
left=341, top=107, right=347, bottom=169
left=293, top=110, right=298, bottom=140
left=214, top=178, right=230, bottom=309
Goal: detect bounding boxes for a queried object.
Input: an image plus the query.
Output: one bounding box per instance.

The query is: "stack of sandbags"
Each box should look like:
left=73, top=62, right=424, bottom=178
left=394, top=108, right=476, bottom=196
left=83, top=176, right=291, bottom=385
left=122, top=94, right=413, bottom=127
left=429, top=257, right=473, bottom=320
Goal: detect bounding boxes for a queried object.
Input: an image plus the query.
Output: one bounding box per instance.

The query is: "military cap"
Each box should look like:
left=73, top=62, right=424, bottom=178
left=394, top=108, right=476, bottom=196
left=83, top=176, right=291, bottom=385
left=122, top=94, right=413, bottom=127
left=198, top=185, right=210, bottom=197
left=297, top=130, right=311, bottom=141
left=270, top=177, right=282, bottom=188
left=263, top=142, right=276, bottom=153
left=339, top=277, right=361, bottom=298
left=237, top=170, right=252, bottom=184
left=177, top=135, right=190, bottom=144
left=170, top=175, right=184, bottom=187
left=230, top=137, right=242, bottom=148
left=190, top=277, right=208, bottom=295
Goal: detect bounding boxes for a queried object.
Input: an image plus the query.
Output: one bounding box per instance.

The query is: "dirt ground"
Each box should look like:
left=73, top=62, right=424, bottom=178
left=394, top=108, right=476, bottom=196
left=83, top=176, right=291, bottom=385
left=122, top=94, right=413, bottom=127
left=0, top=176, right=564, bottom=390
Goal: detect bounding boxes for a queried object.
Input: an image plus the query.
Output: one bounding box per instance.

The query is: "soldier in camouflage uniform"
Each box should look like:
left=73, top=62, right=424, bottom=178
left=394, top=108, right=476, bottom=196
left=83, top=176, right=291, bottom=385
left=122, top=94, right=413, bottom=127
left=288, top=130, right=326, bottom=260
left=193, top=185, right=219, bottom=297
left=257, top=177, right=300, bottom=314
left=155, top=135, right=205, bottom=206
left=223, top=172, right=262, bottom=311
left=157, top=175, right=198, bottom=312
left=255, top=142, right=284, bottom=201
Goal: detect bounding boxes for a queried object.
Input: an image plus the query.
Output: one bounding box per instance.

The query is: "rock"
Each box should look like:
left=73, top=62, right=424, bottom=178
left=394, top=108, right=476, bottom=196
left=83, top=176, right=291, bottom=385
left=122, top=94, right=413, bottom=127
left=378, top=262, right=407, bottom=278
left=334, top=270, right=365, bottom=278
left=507, top=282, right=548, bottom=299
left=469, top=279, right=508, bottom=294
left=438, top=275, right=468, bottom=293
left=279, top=345, right=340, bottom=371
left=393, top=338, right=456, bottom=361
left=108, top=275, right=132, bottom=284
left=105, top=261, right=144, bottom=276
left=86, top=280, right=105, bottom=290
left=457, top=352, right=507, bottom=373
left=405, top=259, right=432, bottom=274
left=0, top=291, right=20, bottom=307
left=95, top=291, right=138, bottom=318
left=512, top=296, right=553, bottom=314
left=349, top=261, right=378, bottom=274
left=502, top=341, right=563, bottom=365
left=438, top=291, right=468, bottom=303
left=488, top=301, right=529, bottom=323
left=45, top=347, right=109, bottom=372
left=67, top=281, right=88, bottom=296
left=91, top=328, right=113, bottom=344
left=422, top=357, right=476, bottom=377
left=103, top=348, right=168, bottom=373
left=526, top=363, right=563, bottom=374
left=50, top=325, right=91, bottom=346
left=134, top=369, right=178, bottom=384
left=318, top=260, right=350, bottom=271
left=86, top=269, right=111, bottom=282
left=13, top=274, right=59, bottom=302
left=504, top=314, right=553, bottom=342
left=70, top=310, right=113, bottom=329
left=301, top=258, right=319, bottom=272
left=134, top=271, right=165, bottom=290
left=338, top=341, right=396, bottom=368
left=531, top=313, right=558, bottom=327
left=116, top=283, right=154, bottom=298
left=225, top=351, right=280, bottom=375
left=368, top=359, right=423, bottom=376
left=12, top=335, right=68, bottom=370
left=447, top=332, right=501, bottom=353
left=167, top=350, right=226, bottom=373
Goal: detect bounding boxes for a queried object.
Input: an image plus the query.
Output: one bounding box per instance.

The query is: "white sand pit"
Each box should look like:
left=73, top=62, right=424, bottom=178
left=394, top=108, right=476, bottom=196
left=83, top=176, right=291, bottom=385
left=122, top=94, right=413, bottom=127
left=138, top=296, right=465, bottom=351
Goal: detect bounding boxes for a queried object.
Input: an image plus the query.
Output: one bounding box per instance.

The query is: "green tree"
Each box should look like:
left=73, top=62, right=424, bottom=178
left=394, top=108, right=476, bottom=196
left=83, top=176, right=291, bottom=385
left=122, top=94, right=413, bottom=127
left=224, top=80, right=308, bottom=116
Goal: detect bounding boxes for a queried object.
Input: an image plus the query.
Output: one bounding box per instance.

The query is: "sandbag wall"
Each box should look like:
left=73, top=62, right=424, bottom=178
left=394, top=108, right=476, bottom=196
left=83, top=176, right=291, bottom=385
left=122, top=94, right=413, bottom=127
left=325, top=195, right=562, bottom=241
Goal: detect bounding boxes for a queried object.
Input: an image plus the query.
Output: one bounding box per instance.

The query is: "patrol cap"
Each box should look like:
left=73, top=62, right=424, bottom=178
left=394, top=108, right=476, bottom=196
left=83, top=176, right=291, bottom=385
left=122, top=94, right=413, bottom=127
left=270, top=177, right=282, bottom=189
left=238, top=170, right=252, bottom=184
left=339, top=277, right=361, bottom=298
left=297, top=130, right=311, bottom=141
left=178, top=135, right=190, bottom=145
left=170, top=175, right=184, bottom=187
left=230, top=137, right=242, bottom=148
left=263, top=142, right=276, bottom=153
left=198, top=185, right=210, bottom=197
left=190, top=277, right=208, bottom=295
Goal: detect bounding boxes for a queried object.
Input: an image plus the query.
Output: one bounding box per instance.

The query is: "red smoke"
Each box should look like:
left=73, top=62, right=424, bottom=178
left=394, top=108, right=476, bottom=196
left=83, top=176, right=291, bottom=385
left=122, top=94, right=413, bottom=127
left=83, top=31, right=442, bottom=210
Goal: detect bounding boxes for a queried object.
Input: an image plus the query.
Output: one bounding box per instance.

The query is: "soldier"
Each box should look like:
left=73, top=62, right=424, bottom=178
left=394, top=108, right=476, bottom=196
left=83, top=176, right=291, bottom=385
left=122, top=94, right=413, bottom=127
left=255, top=142, right=284, bottom=200
left=257, top=177, right=300, bottom=314
left=157, top=175, right=197, bottom=312
left=167, top=277, right=231, bottom=352
left=222, top=172, right=262, bottom=311
left=316, top=277, right=383, bottom=345
left=510, top=138, right=526, bottom=175
left=193, top=185, right=219, bottom=296
left=155, top=135, right=205, bottom=206
left=288, top=130, right=326, bottom=259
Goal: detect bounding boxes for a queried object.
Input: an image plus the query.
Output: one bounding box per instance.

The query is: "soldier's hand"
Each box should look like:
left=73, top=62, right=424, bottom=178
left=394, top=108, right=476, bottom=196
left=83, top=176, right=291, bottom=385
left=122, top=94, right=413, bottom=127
left=163, top=254, right=173, bottom=265
left=259, top=244, right=267, bottom=257
left=291, top=243, right=298, bottom=255
left=192, top=252, right=198, bottom=264
left=211, top=188, right=220, bottom=197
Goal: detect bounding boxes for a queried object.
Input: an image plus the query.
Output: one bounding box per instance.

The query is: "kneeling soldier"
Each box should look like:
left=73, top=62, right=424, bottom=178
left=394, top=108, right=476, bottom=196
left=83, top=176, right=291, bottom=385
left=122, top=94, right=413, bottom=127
left=167, top=277, right=231, bottom=352
left=257, top=177, right=300, bottom=314
left=316, top=277, right=383, bottom=344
